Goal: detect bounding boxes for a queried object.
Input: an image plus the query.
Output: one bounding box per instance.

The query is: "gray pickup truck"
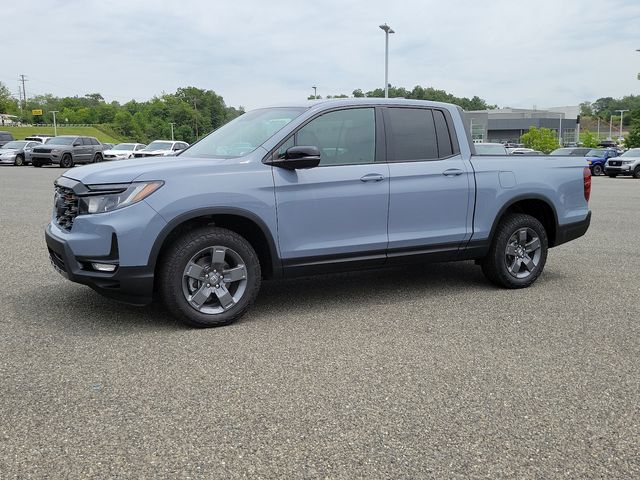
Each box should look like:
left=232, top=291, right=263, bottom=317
left=45, top=99, right=591, bottom=327
left=31, top=136, right=105, bottom=168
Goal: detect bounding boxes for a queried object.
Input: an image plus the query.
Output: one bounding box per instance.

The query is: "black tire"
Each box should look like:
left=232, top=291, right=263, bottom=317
left=608, top=174, right=618, bottom=178
left=592, top=164, right=603, bottom=176
left=60, top=154, right=74, bottom=168
left=481, top=213, right=548, bottom=289
left=93, top=153, right=103, bottom=163
left=14, top=154, right=24, bottom=166
left=633, top=166, right=640, bottom=179
left=32, top=159, right=42, bottom=168
left=159, top=227, right=262, bottom=327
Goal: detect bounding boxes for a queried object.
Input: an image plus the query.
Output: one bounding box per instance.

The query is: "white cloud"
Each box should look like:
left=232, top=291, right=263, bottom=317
left=2, top=0, right=639, bottom=109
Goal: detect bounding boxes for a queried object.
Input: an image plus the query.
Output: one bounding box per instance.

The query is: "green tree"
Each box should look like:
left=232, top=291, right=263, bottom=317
left=0, top=81, right=17, bottom=115
left=520, top=126, right=559, bottom=153
left=580, top=131, right=599, bottom=148
left=625, top=125, right=640, bottom=148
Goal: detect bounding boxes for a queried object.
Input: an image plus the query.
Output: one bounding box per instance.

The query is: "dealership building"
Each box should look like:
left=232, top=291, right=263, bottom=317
left=464, top=106, right=579, bottom=145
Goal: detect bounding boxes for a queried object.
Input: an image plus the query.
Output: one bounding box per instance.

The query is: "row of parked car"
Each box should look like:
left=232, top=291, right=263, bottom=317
left=473, top=142, right=640, bottom=179
left=0, top=132, right=189, bottom=167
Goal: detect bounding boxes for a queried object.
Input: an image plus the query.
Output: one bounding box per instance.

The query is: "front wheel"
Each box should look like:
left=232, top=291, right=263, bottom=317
left=60, top=154, right=74, bottom=168
left=14, top=154, right=24, bottom=166
left=32, top=159, right=42, bottom=168
left=159, top=227, right=262, bottom=327
left=592, top=164, right=603, bottom=176
left=481, top=213, right=548, bottom=288
left=633, top=166, right=640, bottom=179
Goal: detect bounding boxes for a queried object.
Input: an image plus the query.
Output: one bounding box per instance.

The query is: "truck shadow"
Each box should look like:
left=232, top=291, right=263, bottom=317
left=14, top=260, right=564, bottom=332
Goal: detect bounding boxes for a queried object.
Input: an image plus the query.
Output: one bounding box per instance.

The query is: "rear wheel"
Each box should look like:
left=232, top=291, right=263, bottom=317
left=14, top=154, right=24, bottom=166
left=592, top=164, right=603, bottom=176
left=159, top=227, right=261, bottom=327
left=481, top=213, right=548, bottom=289
left=93, top=153, right=103, bottom=163
left=60, top=154, right=74, bottom=168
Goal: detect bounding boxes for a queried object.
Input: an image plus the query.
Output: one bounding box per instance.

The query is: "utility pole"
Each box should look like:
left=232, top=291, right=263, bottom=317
left=50, top=111, right=59, bottom=136
left=608, top=115, right=612, bottom=140
left=379, top=23, right=395, bottom=98
left=17, top=84, right=23, bottom=115
left=558, top=115, right=563, bottom=146
left=19, top=74, right=27, bottom=110
left=616, top=109, right=629, bottom=139
left=312, top=86, right=317, bottom=100
left=597, top=117, right=600, bottom=140
left=169, top=122, right=176, bottom=141
left=192, top=99, right=199, bottom=140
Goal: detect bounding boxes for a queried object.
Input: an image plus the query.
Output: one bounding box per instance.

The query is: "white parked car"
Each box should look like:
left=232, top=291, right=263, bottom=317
left=103, top=143, right=147, bottom=161
left=133, top=140, right=189, bottom=158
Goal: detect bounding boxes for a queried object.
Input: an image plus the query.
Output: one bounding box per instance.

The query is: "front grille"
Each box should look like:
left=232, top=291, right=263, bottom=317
left=609, top=161, right=621, bottom=166
left=54, top=185, right=79, bottom=230
left=34, top=147, right=50, bottom=154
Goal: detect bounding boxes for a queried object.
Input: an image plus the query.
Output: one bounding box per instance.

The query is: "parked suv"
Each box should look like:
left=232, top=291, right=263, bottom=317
left=0, top=131, right=14, bottom=147
left=604, top=148, right=640, bottom=178
left=584, top=148, right=618, bottom=176
left=31, top=136, right=105, bottom=168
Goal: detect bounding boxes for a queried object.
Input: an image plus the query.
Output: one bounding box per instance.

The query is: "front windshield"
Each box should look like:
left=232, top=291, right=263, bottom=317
left=186, top=107, right=306, bottom=158
left=1, top=141, right=27, bottom=149
left=475, top=144, right=507, bottom=155
left=113, top=143, right=136, bottom=150
left=550, top=148, right=572, bottom=155
left=621, top=149, right=640, bottom=157
left=146, top=141, right=173, bottom=150
left=586, top=149, right=605, bottom=157
left=47, top=137, right=75, bottom=145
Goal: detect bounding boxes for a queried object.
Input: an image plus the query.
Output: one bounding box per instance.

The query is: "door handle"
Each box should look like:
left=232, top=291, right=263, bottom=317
left=360, top=173, right=385, bottom=182
left=442, top=168, right=464, bottom=177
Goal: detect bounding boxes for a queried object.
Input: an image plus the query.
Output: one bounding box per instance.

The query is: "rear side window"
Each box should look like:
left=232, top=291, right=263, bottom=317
left=91, top=138, right=100, bottom=145
left=81, top=138, right=92, bottom=146
left=386, top=108, right=437, bottom=161
left=433, top=110, right=453, bottom=158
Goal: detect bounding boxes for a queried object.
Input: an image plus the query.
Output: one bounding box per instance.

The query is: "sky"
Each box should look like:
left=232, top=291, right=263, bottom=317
left=3, top=0, right=640, bottom=110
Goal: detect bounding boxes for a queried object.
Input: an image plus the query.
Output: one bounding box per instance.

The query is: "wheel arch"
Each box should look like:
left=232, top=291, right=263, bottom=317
left=149, top=207, right=282, bottom=282
left=489, top=195, right=559, bottom=247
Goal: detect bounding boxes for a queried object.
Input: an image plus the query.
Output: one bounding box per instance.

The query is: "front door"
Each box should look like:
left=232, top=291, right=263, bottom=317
left=272, top=107, right=390, bottom=273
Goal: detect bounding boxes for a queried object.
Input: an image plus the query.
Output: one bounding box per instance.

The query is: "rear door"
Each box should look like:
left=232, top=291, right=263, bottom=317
left=272, top=107, right=390, bottom=272
left=384, top=107, right=472, bottom=259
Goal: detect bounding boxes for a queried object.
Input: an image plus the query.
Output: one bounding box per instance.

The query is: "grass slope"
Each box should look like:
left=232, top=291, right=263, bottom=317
left=1, top=126, right=123, bottom=143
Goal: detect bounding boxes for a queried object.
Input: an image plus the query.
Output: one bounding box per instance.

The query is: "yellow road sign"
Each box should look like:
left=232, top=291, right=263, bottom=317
left=32, top=109, right=43, bottom=116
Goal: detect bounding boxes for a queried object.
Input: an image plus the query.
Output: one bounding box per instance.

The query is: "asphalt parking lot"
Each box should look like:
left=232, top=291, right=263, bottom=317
left=0, top=166, right=638, bottom=478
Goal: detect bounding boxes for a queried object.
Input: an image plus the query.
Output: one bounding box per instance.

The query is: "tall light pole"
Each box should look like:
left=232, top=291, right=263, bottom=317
left=379, top=23, right=395, bottom=98
left=609, top=115, right=612, bottom=140
left=169, top=122, right=176, bottom=141
left=312, top=86, right=317, bottom=100
left=616, top=109, right=629, bottom=139
left=558, top=114, right=563, bottom=146
left=50, top=110, right=59, bottom=136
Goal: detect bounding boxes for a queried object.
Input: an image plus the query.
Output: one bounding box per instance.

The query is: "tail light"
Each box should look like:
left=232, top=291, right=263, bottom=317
left=583, top=167, right=591, bottom=202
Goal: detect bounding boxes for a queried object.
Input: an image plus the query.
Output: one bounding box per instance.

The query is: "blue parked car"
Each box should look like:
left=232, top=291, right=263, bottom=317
left=585, top=148, right=618, bottom=176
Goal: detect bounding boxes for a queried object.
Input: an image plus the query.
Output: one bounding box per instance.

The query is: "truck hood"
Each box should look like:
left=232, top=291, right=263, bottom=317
left=62, top=155, right=255, bottom=184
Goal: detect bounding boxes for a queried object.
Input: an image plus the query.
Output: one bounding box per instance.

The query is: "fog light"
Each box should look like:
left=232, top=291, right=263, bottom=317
left=91, top=263, right=117, bottom=272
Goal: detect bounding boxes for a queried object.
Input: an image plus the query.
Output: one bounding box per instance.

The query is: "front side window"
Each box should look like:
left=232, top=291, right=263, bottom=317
left=386, top=108, right=438, bottom=161
left=293, top=108, right=375, bottom=166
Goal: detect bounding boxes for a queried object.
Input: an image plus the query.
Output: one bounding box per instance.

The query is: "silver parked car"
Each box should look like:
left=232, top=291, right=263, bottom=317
left=103, top=143, right=147, bottom=161
left=604, top=148, right=640, bottom=178
left=0, top=140, right=41, bottom=166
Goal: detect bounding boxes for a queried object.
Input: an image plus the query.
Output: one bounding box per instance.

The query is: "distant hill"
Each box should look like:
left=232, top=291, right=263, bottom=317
left=1, top=126, right=124, bottom=143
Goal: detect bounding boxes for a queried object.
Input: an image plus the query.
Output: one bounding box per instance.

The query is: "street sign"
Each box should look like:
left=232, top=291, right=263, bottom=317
left=32, top=109, right=43, bottom=116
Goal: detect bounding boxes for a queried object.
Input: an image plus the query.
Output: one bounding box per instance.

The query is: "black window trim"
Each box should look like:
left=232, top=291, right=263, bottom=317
left=263, top=105, right=381, bottom=168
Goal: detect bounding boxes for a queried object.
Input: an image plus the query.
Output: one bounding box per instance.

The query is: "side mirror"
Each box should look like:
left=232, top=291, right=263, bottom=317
left=267, top=145, right=321, bottom=170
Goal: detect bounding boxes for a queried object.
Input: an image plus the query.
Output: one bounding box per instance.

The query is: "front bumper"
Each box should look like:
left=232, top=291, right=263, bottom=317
left=45, top=225, right=155, bottom=305
left=604, top=165, right=631, bottom=174
left=0, top=155, right=16, bottom=164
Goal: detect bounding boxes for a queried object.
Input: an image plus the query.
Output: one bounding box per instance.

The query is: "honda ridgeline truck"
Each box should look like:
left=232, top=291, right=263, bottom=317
left=45, top=99, right=591, bottom=327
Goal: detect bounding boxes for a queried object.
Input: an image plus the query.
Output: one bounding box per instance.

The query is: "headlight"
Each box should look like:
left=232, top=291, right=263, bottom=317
left=78, top=181, right=164, bottom=214
left=622, top=160, right=633, bottom=164
left=51, top=149, right=61, bottom=154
